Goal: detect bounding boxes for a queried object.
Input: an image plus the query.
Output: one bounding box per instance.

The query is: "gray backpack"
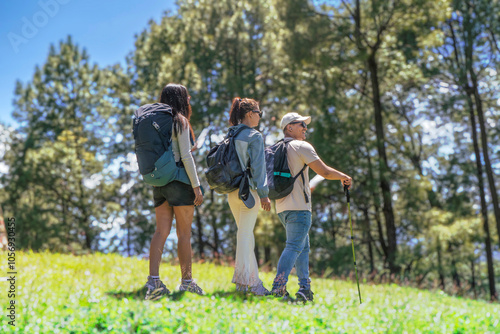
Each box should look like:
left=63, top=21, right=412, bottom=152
left=133, top=103, right=190, bottom=187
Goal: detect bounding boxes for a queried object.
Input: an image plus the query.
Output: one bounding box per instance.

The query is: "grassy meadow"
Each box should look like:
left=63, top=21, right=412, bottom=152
left=0, top=251, right=499, bottom=333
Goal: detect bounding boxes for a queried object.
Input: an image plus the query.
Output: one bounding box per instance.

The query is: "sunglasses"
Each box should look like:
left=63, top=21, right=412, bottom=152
left=290, top=121, right=307, bottom=128
left=251, top=110, right=263, bottom=118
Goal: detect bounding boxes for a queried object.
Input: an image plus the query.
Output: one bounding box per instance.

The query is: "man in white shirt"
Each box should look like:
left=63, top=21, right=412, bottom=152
left=271, top=112, right=352, bottom=302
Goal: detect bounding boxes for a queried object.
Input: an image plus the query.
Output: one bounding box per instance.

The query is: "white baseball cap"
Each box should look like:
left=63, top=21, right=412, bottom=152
left=280, top=112, right=312, bottom=129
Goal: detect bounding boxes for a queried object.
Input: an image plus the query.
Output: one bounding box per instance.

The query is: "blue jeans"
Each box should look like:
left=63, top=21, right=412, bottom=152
left=273, top=210, right=312, bottom=290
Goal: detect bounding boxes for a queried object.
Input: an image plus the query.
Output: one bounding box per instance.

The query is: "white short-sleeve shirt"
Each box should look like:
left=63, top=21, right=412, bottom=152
left=275, top=138, right=319, bottom=214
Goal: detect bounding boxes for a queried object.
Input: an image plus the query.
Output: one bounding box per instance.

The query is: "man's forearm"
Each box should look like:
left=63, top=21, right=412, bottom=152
left=309, top=159, right=351, bottom=181
left=323, top=167, right=349, bottom=181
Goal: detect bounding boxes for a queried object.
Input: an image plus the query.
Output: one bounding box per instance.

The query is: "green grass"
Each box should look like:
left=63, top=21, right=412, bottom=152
left=1, top=251, right=499, bottom=333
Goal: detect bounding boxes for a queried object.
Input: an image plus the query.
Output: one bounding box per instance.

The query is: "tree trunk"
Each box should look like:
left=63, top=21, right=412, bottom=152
left=255, top=244, right=260, bottom=267
left=449, top=247, right=461, bottom=290
left=210, top=193, right=221, bottom=259
left=437, top=237, right=445, bottom=290
left=362, top=207, right=375, bottom=273
left=84, top=224, right=92, bottom=250
left=354, top=0, right=396, bottom=273
left=63, top=197, right=70, bottom=245
left=367, top=53, right=398, bottom=275
left=366, top=142, right=388, bottom=259
left=470, top=258, right=477, bottom=299
left=126, top=196, right=131, bottom=257
left=448, top=14, right=497, bottom=301
left=329, top=208, right=337, bottom=250
left=207, top=128, right=221, bottom=259
left=81, top=206, right=92, bottom=250
left=470, top=70, right=500, bottom=247
left=466, top=94, right=497, bottom=301
left=125, top=171, right=131, bottom=256
left=264, top=246, right=271, bottom=265
left=463, top=0, right=500, bottom=249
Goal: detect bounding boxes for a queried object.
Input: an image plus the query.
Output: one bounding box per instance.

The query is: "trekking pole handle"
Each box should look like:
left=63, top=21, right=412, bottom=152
left=344, top=183, right=350, bottom=203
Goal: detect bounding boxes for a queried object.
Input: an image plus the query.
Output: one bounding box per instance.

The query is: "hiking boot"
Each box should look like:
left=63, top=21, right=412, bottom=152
left=295, top=288, right=314, bottom=303
left=270, top=285, right=290, bottom=299
left=144, top=276, right=170, bottom=301
left=249, top=282, right=271, bottom=296
left=178, top=280, right=204, bottom=295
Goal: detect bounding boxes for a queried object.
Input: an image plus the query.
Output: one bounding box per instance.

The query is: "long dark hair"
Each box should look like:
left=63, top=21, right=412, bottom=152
left=159, top=83, right=195, bottom=140
left=229, top=97, right=259, bottom=126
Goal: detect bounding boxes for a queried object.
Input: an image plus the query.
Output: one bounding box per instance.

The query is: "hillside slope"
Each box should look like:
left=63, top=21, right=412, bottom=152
left=1, top=252, right=498, bottom=333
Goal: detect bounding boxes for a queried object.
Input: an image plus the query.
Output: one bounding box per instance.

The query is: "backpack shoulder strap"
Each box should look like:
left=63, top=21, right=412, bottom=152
left=285, top=139, right=310, bottom=203
left=227, top=125, right=250, bottom=140
left=299, top=166, right=309, bottom=203
left=230, top=126, right=253, bottom=175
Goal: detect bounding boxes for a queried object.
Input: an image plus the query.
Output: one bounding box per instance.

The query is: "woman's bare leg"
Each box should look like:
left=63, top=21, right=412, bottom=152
left=173, top=205, right=195, bottom=280
left=149, top=201, right=174, bottom=276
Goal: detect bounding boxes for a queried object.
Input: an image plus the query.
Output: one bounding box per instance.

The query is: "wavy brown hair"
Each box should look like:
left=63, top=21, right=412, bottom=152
left=228, top=97, right=259, bottom=126
left=159, top=83, right=195, bottom=140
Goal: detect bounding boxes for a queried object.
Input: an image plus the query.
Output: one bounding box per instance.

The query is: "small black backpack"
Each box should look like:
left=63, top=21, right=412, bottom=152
left=133, top=103, right=190, bottom=187
left=205, top=126, right=249, bottom=194
left=265, top=139, right=309, bottom=202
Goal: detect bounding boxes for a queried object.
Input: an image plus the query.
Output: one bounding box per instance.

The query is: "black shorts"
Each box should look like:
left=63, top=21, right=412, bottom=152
left=153, top=181, right=195, bottom=207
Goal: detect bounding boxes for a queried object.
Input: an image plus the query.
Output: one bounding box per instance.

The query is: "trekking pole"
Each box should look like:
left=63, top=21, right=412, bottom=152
left=344, top=184, right=362, bottom=304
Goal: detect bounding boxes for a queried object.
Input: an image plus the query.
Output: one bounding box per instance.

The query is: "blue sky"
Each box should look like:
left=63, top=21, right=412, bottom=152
left=0, top=0, right=175, bottom=127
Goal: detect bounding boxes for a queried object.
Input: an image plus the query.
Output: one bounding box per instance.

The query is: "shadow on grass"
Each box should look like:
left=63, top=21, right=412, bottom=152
left=210, top=290, right=301, bottom=304
left=106, top=287, right=190, bottom=301
left=209, top=290, right=255, bottom=301
left=106, top=288, right=276, bottom=302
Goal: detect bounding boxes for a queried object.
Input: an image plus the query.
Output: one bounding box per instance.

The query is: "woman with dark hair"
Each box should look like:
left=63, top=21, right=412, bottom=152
left=227, top=97, right=271, bottom=295
left=144, top=83, right=204, bottom=300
